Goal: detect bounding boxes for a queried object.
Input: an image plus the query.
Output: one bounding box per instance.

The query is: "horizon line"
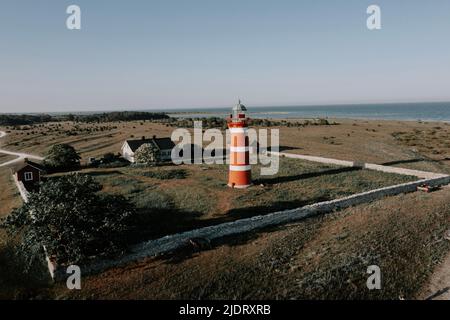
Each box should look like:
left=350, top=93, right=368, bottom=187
left=1, top=100, right=450, bottom=115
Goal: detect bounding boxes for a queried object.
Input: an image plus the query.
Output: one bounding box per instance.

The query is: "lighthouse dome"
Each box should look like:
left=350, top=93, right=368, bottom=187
left=233, top=100, right=247, bottom=113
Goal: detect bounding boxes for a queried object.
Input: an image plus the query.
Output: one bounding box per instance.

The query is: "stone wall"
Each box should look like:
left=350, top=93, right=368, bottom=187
left=273, top=151, right=447, bottom=179
left=13, top=174, right=29, bottom=203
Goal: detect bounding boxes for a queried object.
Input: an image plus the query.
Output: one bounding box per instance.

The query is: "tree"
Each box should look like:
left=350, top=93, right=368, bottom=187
left=0, top=174, right=135, bottom=267
left=44, top=144, right=81, bottom=171
left=134, top=143, right=160, bottom=165
left=102, top=152, right=116, bottom=163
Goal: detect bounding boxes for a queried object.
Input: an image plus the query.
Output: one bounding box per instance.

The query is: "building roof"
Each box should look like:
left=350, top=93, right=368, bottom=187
left=125, top=137, right=175, bottom=152
left=152, top=137, right=176, bottom=150
left=11, top=159, right=45, bottom=174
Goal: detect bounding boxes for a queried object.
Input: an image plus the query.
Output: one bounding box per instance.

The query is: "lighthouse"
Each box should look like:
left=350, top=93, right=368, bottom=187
left=228, top=100, right=251, bottom=188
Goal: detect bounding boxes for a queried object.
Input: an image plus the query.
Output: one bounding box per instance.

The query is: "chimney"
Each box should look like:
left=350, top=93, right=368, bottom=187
left=153, top=135, right=156, bottom=140
left=141, top=136, right=145, bottom=140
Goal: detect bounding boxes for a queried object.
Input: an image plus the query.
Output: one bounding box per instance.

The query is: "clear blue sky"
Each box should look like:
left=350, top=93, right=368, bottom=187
left=1, top=0, right=450, bottom=113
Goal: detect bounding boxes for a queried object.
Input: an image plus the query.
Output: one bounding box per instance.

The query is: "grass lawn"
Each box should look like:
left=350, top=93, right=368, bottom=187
left=0, top=168, right=22, bottom=218
left=1, top=119, right=448, bottom=299
left=0, top=153, right=17, bottom=165
left=71, top=157, right=417, bottom=243
left=57, top=188, right=450, bottom=300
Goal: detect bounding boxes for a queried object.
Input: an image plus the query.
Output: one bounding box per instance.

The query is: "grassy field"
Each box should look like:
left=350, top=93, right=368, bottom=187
left=2, top=119, right=450, bottom=165
left=0, top=119, right=449, bottom=299
left=56, top=157, right=418, bottom=243
left=55, top=187, right=450, bottom=300
left=3, top=185, right=448, bottom=300
left=0, top=167, right=22, bottom=218
left=0, top=122, right=175, bottom=161
left=392, top=126, right=450, bottom=157
left=0, top=153, right=17, bottom=165
left=0, top=166, right=48, bottom=300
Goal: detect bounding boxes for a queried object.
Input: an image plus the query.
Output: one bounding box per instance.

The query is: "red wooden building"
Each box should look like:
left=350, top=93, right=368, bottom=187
left=11, top=158, right=45, bottom=185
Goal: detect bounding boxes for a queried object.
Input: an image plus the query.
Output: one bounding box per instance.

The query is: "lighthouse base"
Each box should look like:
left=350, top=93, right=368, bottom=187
left=228, top=169, right=252, bottom=189
left=228, top=183, right=252, bottom=189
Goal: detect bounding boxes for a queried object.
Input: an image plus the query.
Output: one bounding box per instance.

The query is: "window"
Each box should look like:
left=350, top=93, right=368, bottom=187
left=24, top=172, right=33, bottom=181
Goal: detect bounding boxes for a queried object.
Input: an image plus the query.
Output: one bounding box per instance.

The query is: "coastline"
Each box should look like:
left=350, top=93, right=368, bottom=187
left=165, top=101, right=450, bottom=123
left=168, top=113, right=450, bottom=124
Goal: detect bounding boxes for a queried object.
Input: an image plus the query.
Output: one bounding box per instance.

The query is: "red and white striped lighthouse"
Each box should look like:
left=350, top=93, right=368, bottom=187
left=228, top=100, right=251, bottom=188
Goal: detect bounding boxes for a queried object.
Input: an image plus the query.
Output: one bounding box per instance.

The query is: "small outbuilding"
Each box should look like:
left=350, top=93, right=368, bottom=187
left=11, top=158, right=45, bottom=185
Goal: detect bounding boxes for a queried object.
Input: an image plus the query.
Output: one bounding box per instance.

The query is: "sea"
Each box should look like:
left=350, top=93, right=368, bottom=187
left=164, top=102, right=450, bottom=122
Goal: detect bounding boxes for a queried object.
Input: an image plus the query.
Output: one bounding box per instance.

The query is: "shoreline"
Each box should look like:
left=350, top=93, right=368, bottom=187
left=168, top=114, right=450, bottom=124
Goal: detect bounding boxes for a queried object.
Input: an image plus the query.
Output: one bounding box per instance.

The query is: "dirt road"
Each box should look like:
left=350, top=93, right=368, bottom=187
left=0, top=131, right=44, bottom=167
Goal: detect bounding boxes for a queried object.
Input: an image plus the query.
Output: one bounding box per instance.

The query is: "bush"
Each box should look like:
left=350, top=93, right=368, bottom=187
left=317, top=118, right=330, bottom=125
left=134, top=143, right=160, bottom=165
left=102, top=152, right=116, bottom=163
left=44, top=144, right=81, bottom=171
left=0, top=174, right=135, bottom=266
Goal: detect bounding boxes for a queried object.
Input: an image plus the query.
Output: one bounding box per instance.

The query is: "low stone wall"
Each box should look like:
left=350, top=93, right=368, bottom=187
left=13, top=175, right=29, bottom=203
left=273, top=151, right=447, bottom=179
left=274, top=152, right=355, bottom=167
left=363, top=163, right=447, bottom=179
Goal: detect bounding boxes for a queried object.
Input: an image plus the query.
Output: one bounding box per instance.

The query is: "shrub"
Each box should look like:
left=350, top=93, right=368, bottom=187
left=44, top=144, right=81, bottom=171
left=0, top=174, right=135, bottom=266
left=102, top=152, right=116, bottom=163
left=317, top=118, right=330, bottom=125
left=134, top=143, right=160, bottom=165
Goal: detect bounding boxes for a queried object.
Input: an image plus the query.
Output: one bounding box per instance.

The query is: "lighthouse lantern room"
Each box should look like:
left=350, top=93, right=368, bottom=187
left=228, top=100, right=251, bottom=188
